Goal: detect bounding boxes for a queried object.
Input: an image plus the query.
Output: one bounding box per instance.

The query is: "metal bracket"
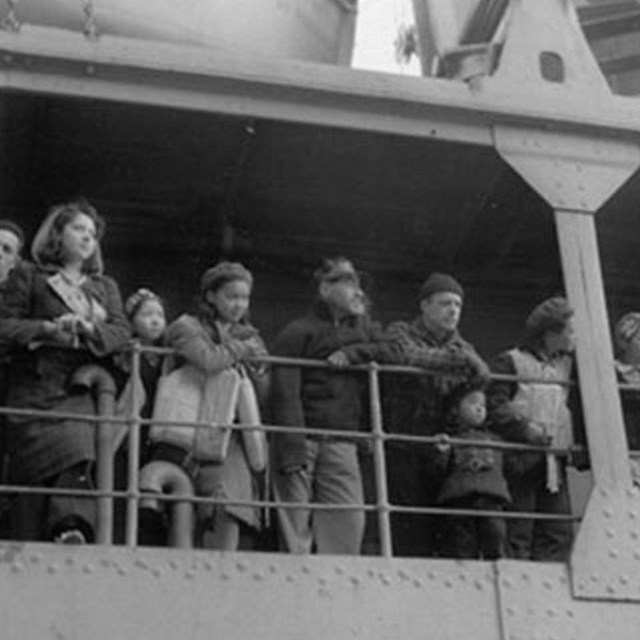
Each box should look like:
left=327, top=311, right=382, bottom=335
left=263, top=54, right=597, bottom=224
left=494, top=126, right=640, bottom=212
left=571, top=485, right=640, bottom=600
left=490, top=0, right=610, bottom=95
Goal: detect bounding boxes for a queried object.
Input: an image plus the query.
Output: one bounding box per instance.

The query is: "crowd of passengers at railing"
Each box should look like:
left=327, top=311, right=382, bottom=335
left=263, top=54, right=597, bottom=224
left=0, top=200, right=638, bottom=561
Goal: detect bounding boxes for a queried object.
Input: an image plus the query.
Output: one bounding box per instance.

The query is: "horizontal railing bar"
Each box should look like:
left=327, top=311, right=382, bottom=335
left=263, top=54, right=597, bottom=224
left=0, top=484, right=580, bottom=521
left=114, top=344, right=578, bottom=386
left=0, top=407, right=585, bottom=455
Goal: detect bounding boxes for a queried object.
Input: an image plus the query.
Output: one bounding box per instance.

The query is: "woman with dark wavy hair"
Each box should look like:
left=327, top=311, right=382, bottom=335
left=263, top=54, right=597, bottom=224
left=0, top=200, right=130, bottom=543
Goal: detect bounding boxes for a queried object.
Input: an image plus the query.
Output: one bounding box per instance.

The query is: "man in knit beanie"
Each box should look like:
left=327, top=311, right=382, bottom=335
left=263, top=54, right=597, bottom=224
left=487, top=296, right=583, bottom=562
left=384, top=272, right=490, bottom=557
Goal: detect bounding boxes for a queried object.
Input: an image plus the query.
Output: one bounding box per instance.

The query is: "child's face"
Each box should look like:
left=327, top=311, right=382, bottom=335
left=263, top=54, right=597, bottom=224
left=133, top=299, right=166, bottom=343
left=206, top=279, right=251, bottom=324
left=458, top=390, right=486, bottom=427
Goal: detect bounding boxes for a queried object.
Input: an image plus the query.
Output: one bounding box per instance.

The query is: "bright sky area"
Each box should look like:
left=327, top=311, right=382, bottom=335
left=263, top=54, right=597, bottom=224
left=352, top=0, right=421, bottom=75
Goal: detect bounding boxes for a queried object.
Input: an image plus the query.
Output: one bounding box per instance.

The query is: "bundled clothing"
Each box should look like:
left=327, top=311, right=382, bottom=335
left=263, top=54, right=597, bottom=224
left=487, top=346, right=581, bottom=561
left=271, top=301, right=403, bottom=554
left=431, top=423, right=510, bottom=559
left=0, top=260, right=130, bottom=540
left=383, top=316, right=486, bottom=557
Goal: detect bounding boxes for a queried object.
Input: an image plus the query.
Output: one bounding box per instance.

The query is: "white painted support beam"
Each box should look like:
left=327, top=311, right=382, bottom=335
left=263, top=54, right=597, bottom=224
left=555, top=209, right=630, bottom=490
left=0, top=26, right=639, bottom=147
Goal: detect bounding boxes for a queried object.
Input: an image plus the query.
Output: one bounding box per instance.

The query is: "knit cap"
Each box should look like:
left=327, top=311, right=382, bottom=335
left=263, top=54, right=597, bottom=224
left=419, top=273, right=464, bottom=301
left=200, top=261, right=253, bottom=294
left=614, top=312, right=640, bottom=351
left=524, top=297, right=573, bottom=339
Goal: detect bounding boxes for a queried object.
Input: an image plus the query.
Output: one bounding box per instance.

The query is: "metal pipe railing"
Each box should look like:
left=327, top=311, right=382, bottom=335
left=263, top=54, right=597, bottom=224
left=368, top=362, right=392, bottom=558
left=70, top=364, right=117, bottom=545
left=139, top=460, right=194, bottom=549
left=125, top=344, right=142, bottom=547
left=0, top=344, right=608, bottom=552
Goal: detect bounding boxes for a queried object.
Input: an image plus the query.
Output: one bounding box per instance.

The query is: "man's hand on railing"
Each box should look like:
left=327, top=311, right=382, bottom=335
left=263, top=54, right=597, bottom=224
left=327, top=350, right=349, bottom=368
left=434, top=433, right=452, bottom=453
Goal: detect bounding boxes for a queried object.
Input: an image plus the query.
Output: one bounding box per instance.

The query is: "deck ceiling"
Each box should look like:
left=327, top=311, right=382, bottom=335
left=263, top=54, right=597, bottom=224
left=1, top=92, right=639, bottom=314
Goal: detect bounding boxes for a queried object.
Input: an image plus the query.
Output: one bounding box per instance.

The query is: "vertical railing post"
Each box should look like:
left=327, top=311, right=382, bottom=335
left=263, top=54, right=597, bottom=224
left=125, top=344, right=142, bottom=547
left=368, top=362, right=392, bottom=558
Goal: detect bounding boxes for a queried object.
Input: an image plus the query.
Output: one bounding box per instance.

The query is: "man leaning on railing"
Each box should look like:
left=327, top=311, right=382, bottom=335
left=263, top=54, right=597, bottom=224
left=271, top=257, right=403, bottom=555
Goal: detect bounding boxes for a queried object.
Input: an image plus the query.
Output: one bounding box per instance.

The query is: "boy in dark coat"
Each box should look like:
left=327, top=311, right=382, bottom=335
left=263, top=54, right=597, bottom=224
left=432, top=383, right=510, bottom=560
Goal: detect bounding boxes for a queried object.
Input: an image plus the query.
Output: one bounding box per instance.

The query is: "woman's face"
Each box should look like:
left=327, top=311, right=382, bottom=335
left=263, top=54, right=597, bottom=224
left=133, top=299, right=166, bottom=343
left=60, top=213, right=97, bottom=266
left=206, top=279, right=251, bottom=324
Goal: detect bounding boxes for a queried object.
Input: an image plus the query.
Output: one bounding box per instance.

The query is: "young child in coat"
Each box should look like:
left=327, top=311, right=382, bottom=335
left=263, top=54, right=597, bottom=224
left=432, top=383, right=510, bottom=559
left=122, top=288, right=167, bottom=451
left=114, top=288, right=167, bottom=543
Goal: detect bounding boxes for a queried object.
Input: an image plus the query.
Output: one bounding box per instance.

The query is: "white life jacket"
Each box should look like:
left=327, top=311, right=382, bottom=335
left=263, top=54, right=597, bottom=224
left=508, top=348, right=573, bottom=492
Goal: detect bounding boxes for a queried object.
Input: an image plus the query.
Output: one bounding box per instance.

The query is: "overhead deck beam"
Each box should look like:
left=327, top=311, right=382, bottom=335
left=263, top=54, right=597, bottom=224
left=0, top=25, right=639, bottom=149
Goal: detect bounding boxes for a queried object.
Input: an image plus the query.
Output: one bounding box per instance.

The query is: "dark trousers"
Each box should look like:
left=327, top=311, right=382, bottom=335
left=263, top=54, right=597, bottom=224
left=507, top=467, right=573, bottom=561
left=9, top=461, right=96, bottom=542
left=386, top=443, right=440, bottom=557
left=439, top=495, right=507, bottom=560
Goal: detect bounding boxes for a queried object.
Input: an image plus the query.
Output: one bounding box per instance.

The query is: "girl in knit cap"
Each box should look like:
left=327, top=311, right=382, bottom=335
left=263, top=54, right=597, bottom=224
left=112, top=289, right=168, bottom=543
left=141, top=261, right=268, bottom=550
left=114, top=290, right=168, bottom=454
left=0, top=200, right=130, bottom=543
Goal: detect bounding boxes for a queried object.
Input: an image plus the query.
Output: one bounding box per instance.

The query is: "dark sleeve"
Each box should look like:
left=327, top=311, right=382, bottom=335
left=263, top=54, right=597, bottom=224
left=339, top=321, right=406, bottom=365
left=85, top=276, right=132, bottom=357
left=271, top=320, right=308, bottom=469
left=0, top=262, right=50, bottom=345
left=486, top=351, right=535, bottom=443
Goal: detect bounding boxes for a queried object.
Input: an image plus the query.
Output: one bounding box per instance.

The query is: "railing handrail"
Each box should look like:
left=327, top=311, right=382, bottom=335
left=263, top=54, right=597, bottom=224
left=0, top=341, right=597, bottom=553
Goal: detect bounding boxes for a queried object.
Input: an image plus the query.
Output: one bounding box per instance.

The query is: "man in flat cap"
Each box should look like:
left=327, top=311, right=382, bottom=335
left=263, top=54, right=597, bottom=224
left=271, top=257, right=403, bottom=555
left=487, top=296, right=584, bottom=561
left=384, top=272, right=490, bottom=557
